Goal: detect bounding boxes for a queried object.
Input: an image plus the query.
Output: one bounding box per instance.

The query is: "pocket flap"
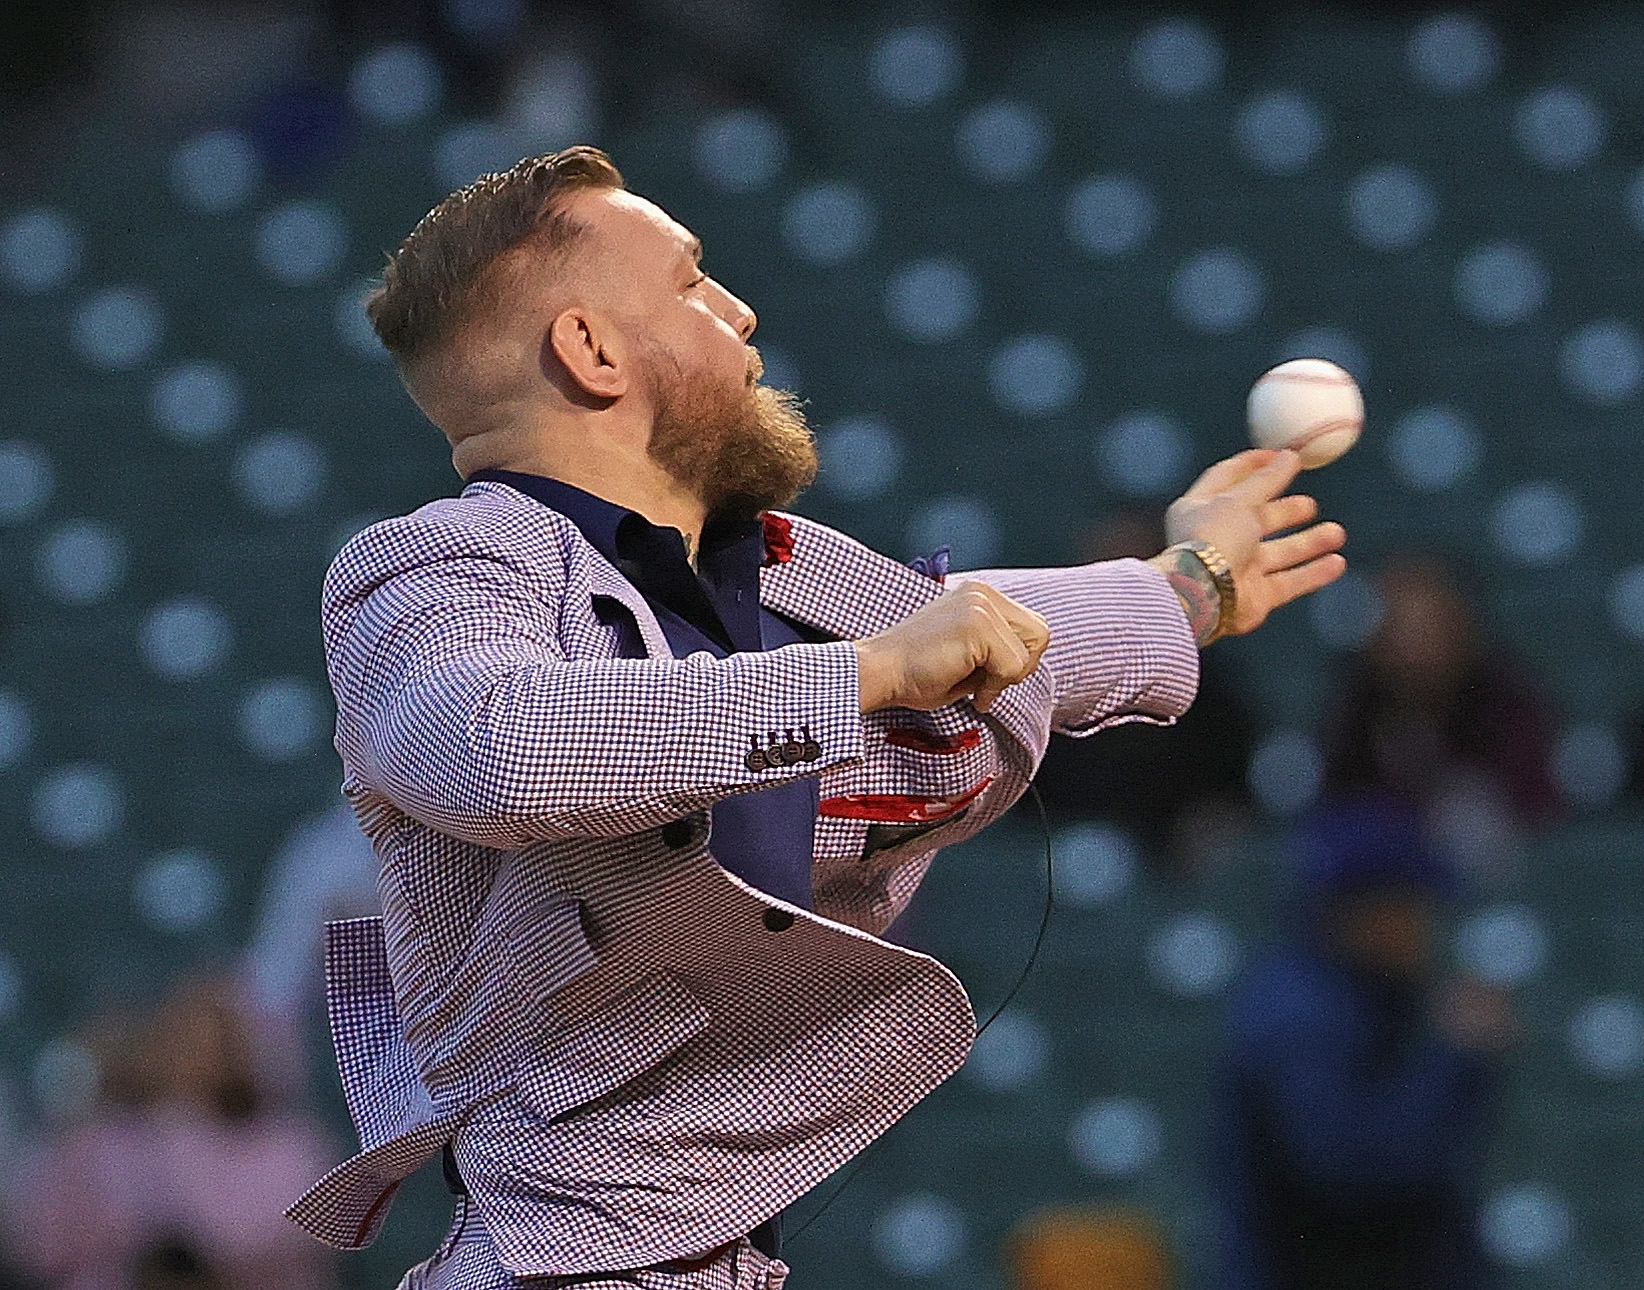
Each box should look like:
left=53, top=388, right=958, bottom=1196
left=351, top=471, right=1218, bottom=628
left=514, top=972, right=710, bottom=1123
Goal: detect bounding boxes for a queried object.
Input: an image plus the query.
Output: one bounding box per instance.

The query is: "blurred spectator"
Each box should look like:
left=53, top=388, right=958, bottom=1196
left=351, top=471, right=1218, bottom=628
left=244, top=802, right=378, bottom=1022
left=133, top=1242, right=226, bottom=1290
left=9, top=976, right=336, bottom=1290
left=1033, top=510, right=1257, bottom=876
left=1211, top=797, right=1514, bottom=1290
left=240, top=801, right=379, bottom=1107
left=1323, top=553, right=1560, bottom=885
left=1005, top=1205, right=1173, bottom=1290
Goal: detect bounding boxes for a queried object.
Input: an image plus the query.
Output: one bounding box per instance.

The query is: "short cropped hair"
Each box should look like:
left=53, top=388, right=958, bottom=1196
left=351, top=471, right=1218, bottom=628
left=366, top=146, right=624, bottom=367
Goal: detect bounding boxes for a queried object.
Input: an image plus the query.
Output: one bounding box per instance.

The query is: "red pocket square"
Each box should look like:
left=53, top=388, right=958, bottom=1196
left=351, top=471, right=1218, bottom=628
left=884, top=727, right=983, bottom=755
left=819, top=778, right=993, bottom=824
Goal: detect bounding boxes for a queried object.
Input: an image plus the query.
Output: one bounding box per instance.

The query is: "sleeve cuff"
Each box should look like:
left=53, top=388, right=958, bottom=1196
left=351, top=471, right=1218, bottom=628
left=961, top=559, right=1200, bottom=736
left=710, top=638, right=866, bottom=787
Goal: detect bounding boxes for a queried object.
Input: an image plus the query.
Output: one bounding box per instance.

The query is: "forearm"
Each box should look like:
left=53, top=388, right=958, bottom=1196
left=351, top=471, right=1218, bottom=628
left=328, top=543, right=876, bottom=844
left=339, top=638, right=865, bottom=848
left=962, top=559, right=1200, bottom=736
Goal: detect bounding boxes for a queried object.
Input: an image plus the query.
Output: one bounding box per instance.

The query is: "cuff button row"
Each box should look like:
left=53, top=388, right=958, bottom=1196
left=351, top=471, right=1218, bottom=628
left=745, top=727, right=822, bottom=773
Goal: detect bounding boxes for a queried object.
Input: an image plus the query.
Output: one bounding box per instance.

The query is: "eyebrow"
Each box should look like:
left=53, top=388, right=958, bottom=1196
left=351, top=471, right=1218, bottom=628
left=685, top=235, right=703, bottom=264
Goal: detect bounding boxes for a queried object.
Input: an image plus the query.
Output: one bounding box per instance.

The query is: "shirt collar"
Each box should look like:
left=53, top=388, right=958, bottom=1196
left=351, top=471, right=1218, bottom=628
left=467, top=467, right=763, bottom=583
left=468, top=469, right=633, bottom=568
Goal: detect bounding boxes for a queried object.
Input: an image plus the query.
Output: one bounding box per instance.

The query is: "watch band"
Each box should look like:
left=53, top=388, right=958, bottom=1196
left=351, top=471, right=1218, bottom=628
left=1173, top=539, right=1237, bottom=646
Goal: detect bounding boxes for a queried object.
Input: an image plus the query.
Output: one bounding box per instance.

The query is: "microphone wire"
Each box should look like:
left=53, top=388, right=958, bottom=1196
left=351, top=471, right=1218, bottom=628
left=786, top=783, right=1056, bottom=1245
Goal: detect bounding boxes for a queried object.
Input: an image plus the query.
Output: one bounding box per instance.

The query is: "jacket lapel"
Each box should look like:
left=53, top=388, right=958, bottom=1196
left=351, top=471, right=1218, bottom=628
left=759, top=512, right=946, bottom=641
left=465, top=483, right=937, bottom=656
left=464, top=480, right=674, bottom=660
left=584, top=555, right=673, bottom=659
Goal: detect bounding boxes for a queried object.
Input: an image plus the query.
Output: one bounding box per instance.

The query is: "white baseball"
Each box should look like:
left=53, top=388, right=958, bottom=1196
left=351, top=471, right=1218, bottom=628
left=1246, top=358, right=1364, bottom=469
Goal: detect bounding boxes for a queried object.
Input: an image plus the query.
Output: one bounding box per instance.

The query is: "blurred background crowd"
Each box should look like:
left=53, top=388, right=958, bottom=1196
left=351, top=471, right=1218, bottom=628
left=3, top=0, right=1644, bottom=1287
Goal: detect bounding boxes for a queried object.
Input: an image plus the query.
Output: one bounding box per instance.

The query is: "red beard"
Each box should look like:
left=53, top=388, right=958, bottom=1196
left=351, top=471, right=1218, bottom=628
left=644, top=344, right=818, bottom=520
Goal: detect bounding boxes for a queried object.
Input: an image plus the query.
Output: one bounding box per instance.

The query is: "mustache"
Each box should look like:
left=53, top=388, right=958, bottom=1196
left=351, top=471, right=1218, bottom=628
left=645, top=349, right=817, bottom=519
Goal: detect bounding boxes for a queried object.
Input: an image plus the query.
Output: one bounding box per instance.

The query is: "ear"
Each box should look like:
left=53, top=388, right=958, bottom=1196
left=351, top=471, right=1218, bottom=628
left=547, top=307, right=628, bottom=401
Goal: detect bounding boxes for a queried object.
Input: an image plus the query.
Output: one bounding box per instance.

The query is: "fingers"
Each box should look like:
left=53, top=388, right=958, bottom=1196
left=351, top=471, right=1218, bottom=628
left=970, top=672, right=1009, bottom=713
left=950, top=583, right=1045, bottom=712
left=1166, top=450, right=1345, bottom=639
left=1177, top=448, right=1290, bottom=501
left=950, top=583, right=1043, bottom=648
left=1225, top=448, right=1304, bottom=505
left=968, top=594, right=1031, bottom=713
left=1257, top=493, right=1319, bottom=536
left=995, top=598, right=1051, bottom=664
left=1257, top=520, right=1346, bottom=572
left=865, top=582, right=1049, bottom=713
left=1260, top=551, right=1347, bottom=611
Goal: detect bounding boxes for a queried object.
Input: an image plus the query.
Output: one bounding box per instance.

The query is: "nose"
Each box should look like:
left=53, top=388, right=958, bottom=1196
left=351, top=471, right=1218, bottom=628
left=713, top=279, right=757, bottom=340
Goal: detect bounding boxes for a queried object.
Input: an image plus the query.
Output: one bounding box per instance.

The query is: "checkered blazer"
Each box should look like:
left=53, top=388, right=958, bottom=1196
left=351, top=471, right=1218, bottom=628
left=287, top=480, right=1197, bottom=1278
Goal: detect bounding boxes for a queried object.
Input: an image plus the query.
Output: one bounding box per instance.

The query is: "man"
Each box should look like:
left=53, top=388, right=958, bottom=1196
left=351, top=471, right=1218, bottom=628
left=286, top=147, right=1346, bottom=1290
left=1212, top=797, right=1516, bottom=1290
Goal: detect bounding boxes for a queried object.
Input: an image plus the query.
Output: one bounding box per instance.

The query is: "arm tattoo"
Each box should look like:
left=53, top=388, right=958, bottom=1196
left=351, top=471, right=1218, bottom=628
left=1152, top=546, right=1222, bottom=648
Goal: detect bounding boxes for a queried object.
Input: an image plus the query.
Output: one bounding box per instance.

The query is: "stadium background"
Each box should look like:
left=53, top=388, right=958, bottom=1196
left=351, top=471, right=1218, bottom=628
left=4, top=1, right=1644, bottom=1286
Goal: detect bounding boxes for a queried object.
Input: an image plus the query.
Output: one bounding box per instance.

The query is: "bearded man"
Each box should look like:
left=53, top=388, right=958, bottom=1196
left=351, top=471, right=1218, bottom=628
left=286, top=147, right=1346, bottom=1290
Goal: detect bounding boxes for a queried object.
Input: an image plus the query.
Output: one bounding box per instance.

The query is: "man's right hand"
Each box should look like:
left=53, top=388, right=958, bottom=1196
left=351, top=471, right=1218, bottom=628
left=1161, top=448, right=1347, bottom=639
left=855, top=582, right=1050, bottom=714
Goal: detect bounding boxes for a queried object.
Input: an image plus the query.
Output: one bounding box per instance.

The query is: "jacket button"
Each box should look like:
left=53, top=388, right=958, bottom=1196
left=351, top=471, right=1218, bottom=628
left=762, top=908, right=795, bottom=933
left=661, top=819, right=695, bottom=848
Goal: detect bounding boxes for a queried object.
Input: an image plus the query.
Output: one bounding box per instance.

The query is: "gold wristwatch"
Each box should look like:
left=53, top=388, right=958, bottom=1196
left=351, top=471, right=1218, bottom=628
left=1174, top=539, right=1237, bottom=646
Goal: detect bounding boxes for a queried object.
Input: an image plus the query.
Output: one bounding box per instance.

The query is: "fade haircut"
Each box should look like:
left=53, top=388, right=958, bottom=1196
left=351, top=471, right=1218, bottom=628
left=366, top=146, right=624, bottom=368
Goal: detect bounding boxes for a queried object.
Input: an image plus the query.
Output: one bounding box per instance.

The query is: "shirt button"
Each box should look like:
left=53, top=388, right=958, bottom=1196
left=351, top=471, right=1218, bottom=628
left=762, top=908, right=796, bottom=933
left=661, top=819, right=695, bottom=848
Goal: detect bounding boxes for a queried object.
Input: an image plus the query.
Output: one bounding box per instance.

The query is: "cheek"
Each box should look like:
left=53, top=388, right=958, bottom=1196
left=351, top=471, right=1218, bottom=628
left=689, top=302, right=739, bottom=346
left=681, top=311, right=747, bottom=377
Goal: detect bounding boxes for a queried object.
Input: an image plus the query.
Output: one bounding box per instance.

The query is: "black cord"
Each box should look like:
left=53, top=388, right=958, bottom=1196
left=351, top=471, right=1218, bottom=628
left=977, top=782, right=1055, bottom=1038
left=787, top=783, right=1056, bottom=1244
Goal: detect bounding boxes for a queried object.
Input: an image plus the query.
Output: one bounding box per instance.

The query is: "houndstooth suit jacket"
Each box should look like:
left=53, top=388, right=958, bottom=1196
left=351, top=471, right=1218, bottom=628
left=286, top=479, right=1198, bottom=1278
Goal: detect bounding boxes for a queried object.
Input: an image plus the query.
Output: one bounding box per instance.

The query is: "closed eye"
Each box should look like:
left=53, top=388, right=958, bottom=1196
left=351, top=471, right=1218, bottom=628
left=682, top=234, right=707, bottom=289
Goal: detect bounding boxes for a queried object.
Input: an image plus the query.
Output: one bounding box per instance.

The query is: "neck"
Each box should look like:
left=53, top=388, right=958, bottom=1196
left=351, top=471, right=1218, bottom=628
left=457, top=421, right=708, bottom=558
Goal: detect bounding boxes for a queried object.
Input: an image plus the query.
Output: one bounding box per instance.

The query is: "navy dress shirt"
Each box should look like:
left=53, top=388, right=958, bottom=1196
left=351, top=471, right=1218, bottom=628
left=469, top=470, right=819, bottom=912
